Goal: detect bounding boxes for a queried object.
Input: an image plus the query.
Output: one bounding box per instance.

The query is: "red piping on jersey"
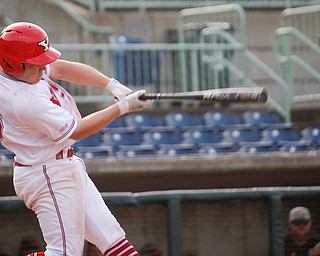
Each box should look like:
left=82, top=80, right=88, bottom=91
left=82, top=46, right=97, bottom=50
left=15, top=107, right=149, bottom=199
left=53, top=118, right=76, bottom=142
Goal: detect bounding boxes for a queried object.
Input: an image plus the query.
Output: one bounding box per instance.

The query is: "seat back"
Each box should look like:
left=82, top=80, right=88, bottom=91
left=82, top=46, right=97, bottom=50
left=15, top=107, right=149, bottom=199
left=243, top=110, right=283, bottom=128
left=239, top=143, right=277, bottom=154
left=124, top=113, right=164, bottom=130
left=203, top=111, right=243, bottom=129
left=158, top=146, right=198, bottom=157
left=102, top=131, right=142, bottom=147
left=261, top=127, right=301, bottom=144
left=73, top=133, right=102, bottom=149
left=301, top=127, right=320, bottom=144
left=280, top=143, right=313, bottom=153
left=115, top=146, right=156, bottom=158
left=182, top=129, right=221, bottom=145
left=103, top=117, right=126, bottom=130
left=221, top=128, right=261, bottom=144
left=164, top=112, right=203, bottom=129
left=142, top=130, right=182, bottom=146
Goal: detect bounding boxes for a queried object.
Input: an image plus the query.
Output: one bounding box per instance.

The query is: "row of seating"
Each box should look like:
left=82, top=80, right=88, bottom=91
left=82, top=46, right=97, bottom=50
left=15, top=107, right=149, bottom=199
left=0, top=134, right=317, bottom=163
left=1, top=111, right=319, bottom=162
left=75, top=140, right=319, bottom=160
left=72, top=110, right=320, bottom=159
left=102, top=110, right=286, bottom=132
left=76, top=125, right=320, bottom=149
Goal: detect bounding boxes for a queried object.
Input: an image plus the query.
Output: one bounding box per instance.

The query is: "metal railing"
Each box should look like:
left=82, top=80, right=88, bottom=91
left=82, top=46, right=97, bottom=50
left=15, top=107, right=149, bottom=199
left=50, top=3, right=320, bottom=123
left=1, top=187, right=320, bottom=256
left=95, top=0, right=316, bottom=12
left=52, top=0, right=114, bottom=38
left=274, top=27, right=320, bottom=103
left=70, top=0, right=97, bottom=12
left=54, top=38, right=290, bottom=119
left=51, top=4, right=292, bottom=121
left=274, top=5, right=320, bottom=108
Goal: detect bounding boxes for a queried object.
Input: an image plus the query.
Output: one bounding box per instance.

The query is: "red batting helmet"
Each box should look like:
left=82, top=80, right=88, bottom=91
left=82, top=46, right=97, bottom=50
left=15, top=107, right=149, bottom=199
left=0, top=22, right=61, bottom=75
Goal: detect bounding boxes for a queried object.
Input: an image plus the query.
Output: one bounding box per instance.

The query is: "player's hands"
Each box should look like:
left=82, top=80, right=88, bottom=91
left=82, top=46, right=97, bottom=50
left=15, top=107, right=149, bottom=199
left=106, top=78, right=132, bottom=100
left=117, top=90, right=153, bottom=116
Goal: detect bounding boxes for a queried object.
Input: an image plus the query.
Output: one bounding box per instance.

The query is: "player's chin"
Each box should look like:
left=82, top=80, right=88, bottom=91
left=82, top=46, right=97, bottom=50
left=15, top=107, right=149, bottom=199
left=32, top=76, right=43, bottom=84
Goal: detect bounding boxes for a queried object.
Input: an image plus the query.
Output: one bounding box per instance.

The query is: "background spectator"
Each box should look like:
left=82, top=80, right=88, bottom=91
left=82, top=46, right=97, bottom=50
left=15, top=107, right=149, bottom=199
left=284, top=206, right=320, bottom=256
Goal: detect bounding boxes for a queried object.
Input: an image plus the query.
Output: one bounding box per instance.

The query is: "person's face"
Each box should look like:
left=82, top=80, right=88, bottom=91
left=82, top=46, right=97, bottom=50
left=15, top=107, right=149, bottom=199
left=12, top=63, right=46, bottom=84
left=289, top=219, right=312, bottom=239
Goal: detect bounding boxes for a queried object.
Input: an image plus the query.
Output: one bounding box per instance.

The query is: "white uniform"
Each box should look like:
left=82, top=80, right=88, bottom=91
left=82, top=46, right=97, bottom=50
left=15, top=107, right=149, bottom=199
left=0, top=67, right=125, bottom=255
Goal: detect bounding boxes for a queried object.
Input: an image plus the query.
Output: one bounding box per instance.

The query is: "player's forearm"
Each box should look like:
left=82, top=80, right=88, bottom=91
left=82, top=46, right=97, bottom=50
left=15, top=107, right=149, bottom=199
left=50, top=59, right=111, bottom=89
left=70, top=104, right=120, bottom=141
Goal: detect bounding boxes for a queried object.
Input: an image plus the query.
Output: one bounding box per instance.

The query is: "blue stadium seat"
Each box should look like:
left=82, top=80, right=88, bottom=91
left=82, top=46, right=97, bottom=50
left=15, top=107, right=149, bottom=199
left=242, top=110, right=288, bottom=128
left=221, top=127, right=261, bottom=145
left=142, top=130, right=182, bottom=147
left=0, top=149, right=14, bottom=162
left=0, top=143, right=6, bottom=149
left=102, top=117, right=135, bottom=133
left=164, top=112, right=203, bottom=130
left=75, top=146, right=113, bottom=159
left=198, top=144, right=236, bottom=155
left=115, top=145, right=156, bottom=158
left=73, top=133, right=102, bottom=149
left=157, top=144, right=198, bottom=157
left=103, top=118, right=124, bottom=129
left=124, top=113, right=164, bottom=131
left=203, top=111, right=244, bottom=130
left=279, top=142, right=314, bottom=153
left=182, top=128, right=222, bottom=146
left=261, top=127, right=302, bottom=146
left=301, top=126, right=320, bottom=146
left=239, top=142, right=277, bottom=154
left=101, top=130, right=142, bottom=147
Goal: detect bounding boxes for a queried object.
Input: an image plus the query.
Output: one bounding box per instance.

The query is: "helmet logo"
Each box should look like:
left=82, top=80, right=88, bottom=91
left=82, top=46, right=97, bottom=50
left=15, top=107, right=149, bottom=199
left=38, top=37, right=49, bottom=52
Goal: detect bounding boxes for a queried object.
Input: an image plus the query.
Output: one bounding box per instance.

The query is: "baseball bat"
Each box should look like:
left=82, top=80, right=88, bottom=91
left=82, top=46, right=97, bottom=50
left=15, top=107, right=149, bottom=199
left=139, top=87, right=268, bottom=103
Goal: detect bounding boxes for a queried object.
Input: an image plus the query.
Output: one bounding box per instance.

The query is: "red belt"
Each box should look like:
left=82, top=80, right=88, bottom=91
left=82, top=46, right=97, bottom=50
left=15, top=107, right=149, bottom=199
left=15, top=147, right=74, bottom=167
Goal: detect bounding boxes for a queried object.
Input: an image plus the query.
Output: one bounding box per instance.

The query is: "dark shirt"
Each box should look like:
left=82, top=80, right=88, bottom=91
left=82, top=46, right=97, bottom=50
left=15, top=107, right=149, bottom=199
left=284, top=234, right=320, bottom=256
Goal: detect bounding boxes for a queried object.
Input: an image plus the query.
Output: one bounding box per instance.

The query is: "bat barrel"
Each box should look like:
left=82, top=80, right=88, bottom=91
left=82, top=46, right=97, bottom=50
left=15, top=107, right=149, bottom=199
left=139, top=87, right=268, bottom=103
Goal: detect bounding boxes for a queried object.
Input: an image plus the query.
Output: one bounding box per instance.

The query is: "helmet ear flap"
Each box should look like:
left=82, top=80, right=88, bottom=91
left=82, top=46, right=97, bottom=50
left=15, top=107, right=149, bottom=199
left=1, top=57, right=24, bottom=75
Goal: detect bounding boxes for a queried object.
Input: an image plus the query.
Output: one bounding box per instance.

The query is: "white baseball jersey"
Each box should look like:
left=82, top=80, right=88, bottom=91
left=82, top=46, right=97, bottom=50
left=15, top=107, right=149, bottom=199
left=5, top=65, right=127, bottom=255
left=0, top=66, right=81, bottom=165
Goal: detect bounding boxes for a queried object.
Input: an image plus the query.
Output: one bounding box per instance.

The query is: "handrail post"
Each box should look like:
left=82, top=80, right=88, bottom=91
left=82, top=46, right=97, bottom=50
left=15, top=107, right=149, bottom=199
left=268, top=194, right=284, bottom=256
left=167, top=198, right=182, bottom=256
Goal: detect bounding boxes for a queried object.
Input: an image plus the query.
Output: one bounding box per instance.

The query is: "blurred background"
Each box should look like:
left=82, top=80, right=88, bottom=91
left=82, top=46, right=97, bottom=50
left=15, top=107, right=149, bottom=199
left=0, top=0, right=320, bottom=255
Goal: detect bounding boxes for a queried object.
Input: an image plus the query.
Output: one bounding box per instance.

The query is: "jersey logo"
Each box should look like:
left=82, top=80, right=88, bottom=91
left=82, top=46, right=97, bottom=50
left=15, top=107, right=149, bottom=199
left=38, top=37, right=49, bottom=52
left=50, top=88, right=61, bottom=106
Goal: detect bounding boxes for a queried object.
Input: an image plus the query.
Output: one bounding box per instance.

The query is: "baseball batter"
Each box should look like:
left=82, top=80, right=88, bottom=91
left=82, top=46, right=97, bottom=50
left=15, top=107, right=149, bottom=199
left=0, top=22, right=152, bottom=256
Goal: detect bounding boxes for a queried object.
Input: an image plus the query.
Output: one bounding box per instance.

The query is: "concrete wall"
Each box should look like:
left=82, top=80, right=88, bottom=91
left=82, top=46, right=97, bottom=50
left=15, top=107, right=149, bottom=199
left=0, top=0, right=97, bottom=43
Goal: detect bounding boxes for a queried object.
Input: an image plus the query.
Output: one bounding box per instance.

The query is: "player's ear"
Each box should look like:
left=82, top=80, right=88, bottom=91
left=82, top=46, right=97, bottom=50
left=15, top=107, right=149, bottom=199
left=1, top=57, right=24, bottom=75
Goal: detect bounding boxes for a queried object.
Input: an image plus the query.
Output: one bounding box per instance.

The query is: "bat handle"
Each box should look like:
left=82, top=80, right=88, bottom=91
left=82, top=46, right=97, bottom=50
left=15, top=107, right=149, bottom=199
left=139, top=93, right=160, bottom=100
left=139, top=94, right=147, bottom=100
